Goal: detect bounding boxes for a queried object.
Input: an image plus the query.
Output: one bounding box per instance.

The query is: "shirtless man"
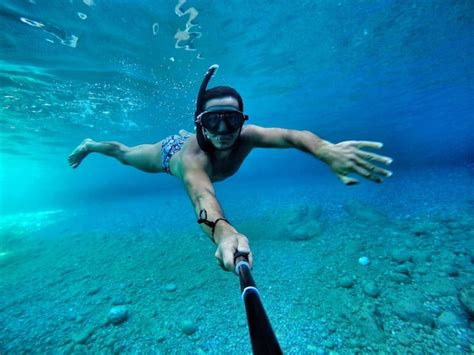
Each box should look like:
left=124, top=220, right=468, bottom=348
left=68, top=65, right=393, bottom=272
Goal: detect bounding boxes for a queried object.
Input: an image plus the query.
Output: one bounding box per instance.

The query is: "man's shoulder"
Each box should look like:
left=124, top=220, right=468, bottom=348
left=181, top=138, right=209, bottom=164
left=242, top=124, right=264, bottom=132
left=241, top=124, right=264, bottom=139
left=240, top=124, right=269, bottom=144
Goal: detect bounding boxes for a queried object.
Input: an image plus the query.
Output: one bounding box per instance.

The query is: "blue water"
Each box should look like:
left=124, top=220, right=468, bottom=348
left=1, top=1, right=473, bottom=353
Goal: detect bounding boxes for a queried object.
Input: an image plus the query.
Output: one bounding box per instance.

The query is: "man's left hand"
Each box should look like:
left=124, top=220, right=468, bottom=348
left=315, top=140, right=393, bottom=185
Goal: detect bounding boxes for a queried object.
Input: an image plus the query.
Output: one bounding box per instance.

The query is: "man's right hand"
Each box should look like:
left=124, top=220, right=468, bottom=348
left=214, top=231, right=253, bottom=272
left=68, top=138, right=93, bottom=169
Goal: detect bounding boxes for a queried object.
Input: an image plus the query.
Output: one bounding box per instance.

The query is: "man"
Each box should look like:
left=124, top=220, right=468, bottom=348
left=68, top=64, right=393, bottom=272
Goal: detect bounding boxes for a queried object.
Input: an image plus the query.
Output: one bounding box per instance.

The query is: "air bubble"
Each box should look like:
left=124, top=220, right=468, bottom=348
left=152, top=22, right=159, bottom=35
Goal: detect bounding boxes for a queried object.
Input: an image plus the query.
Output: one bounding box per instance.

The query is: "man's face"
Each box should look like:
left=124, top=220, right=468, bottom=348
left=202, top=96, right=241, bottom=150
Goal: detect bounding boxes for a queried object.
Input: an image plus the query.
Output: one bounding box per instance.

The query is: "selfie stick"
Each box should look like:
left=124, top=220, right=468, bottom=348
left=234, top=252, right=282, bottom=355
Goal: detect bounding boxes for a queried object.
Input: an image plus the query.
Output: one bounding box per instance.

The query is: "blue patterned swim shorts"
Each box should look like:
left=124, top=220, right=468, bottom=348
left=161, top=134, right=191, bottom=175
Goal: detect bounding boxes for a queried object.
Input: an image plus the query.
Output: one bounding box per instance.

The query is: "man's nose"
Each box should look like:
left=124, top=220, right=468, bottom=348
left=217, top=119, right=229, bottom=132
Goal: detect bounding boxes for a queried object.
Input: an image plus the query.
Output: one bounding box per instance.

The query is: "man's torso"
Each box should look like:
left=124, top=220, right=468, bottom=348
left=169, top=126, right=255, bottom=182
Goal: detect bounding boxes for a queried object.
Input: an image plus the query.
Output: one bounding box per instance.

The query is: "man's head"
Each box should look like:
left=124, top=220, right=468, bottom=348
left=197, top=89, right=247, bottom=150
left=194, top=65, right=248, bottom=152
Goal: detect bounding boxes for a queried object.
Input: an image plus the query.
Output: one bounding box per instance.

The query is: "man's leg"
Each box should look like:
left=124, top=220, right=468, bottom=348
left=68, top=138, right=165, bottom=173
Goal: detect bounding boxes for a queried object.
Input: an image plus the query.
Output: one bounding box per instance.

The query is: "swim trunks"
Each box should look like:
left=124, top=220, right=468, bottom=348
left=161, top=134, right=191, bottom=175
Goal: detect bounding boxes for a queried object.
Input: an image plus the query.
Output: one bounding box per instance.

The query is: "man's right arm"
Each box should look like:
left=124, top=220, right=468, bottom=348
left=68, top=138, right=163, bottom=172
left=180, top=158, right=253, bottom=271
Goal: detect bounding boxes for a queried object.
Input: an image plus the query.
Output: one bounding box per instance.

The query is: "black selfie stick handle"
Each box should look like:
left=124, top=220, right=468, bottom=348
left=234, top=252, right=282, bottom=355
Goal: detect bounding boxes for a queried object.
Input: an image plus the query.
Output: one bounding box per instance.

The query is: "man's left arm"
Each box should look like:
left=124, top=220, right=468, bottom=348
left=244, top=125, right=393, bottom=185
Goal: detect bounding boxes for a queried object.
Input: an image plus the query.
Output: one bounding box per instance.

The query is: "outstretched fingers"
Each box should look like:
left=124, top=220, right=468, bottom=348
left=353, top=156, right=392, bottom=177
left=334, top=140, right=393, bottom=185
left=347, top=141, right=383, bottom=150
left=352, top=165, right=383, bottom=183
left=337, top=173, right=359, bottom=186
left=356, top=150, right=393, bottom=165
left=68, top=153, right=81, bottom=168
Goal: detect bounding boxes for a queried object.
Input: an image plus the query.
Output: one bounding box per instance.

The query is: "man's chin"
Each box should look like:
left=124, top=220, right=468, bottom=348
left=211, top=138, right=235, bottom=150
left=214, top=142, right=232, bottom=150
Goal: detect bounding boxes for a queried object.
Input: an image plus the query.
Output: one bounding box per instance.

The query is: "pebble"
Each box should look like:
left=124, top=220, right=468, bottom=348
left=440, top=264, right=459, bottom=277
left=155, top=329, right=167, bottom=342
left=289, top=221, right=323, bottom=241
left=391, top=249, right=412, bottom=264
left=362, top=281, right=380, bottom=298
left=107, top=306, right=129, bottom=325
left=180, top=320, right=198, bottom=335
left=72, top=326, right=94, bottom=344
left=164, top=283, right=177, bottom=292
left=87, top=287, right=101, bottom=296
left=306, top=344, right=319, bottom=352
left=111, top=295, right=126, bottom=306
left=339, top=276, right=355, bottom=288
left=394, top=264, right=412, bottom=275
left=437, top=311, right=463, bottom=327
left=394, top=300, right=434, bottom=327
left=397, top=331, right=412, bottom=346
left=358, top=256, right=370, bottom=266
left=458, top=284, right=474, bottom=317
left=389, top=272, right=412, bottom=284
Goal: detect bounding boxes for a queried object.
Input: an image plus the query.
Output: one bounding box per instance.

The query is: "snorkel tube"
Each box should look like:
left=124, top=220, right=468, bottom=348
left=195, top=64, right=220, bottom=152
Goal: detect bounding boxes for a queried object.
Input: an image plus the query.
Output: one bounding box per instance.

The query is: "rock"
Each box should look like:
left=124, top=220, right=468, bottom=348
left=430, top=282, right=456, bottom=297
left=290, top=205, right=309, bottom=222
left=107, top=306, right=129, bottom=325
left=155, top=329, right=167, bottom=342
left=458, top=283, right=474, bottom=318
left=362, top=281, right=380, bottom=298
left=288, top=220, right=323, bottom=241
left=323, top=339, right=336, bottom=349
left=412, top=252, right=432, bottom=263
left=410, top=220, right=438, bottom=237
left=389, top=272, right=412, bottom=284
left=180, top=320, right=198, bottom=335
left=440, top=264, right=459, bottom=277
left=309, top=206, right=323, bottom=219
left=394, top=263, right=413, bottom=275
left=394, top=300, right=434, bottom=327
left=164, top=283, right=177, bottom=292
left=437, top=311, right=463, bottom=327
left=391, top=249, right=412, bottom=264
left=339, top=276, right=355, bottom=289
left=397, top=330, right=412, bottom=346
left=87, top=287, right=101, bottom=296
left=306, top=344, right=319, bottom=352
left=72, top=326, right=95, bottom=344
left=358, top=307, right=385, bottom=343
left=344, top=200, right=388, bottom=223
left=111, top=295, right=126, bottom=306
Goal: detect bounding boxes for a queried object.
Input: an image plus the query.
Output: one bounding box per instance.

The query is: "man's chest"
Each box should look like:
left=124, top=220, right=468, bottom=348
left=210, top=148, right=251, bottom=181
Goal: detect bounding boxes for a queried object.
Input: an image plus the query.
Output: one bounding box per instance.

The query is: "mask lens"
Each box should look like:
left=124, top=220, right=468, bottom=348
left=225, top=112, right=245, bottom=130
left=201, top=112, right=222, bottom=131
left=201, top=111, right=245, bottom=133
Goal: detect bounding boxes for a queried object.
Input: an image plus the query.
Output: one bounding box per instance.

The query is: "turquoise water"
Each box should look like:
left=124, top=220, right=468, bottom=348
left=1, top=1, right=473, bottom=353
